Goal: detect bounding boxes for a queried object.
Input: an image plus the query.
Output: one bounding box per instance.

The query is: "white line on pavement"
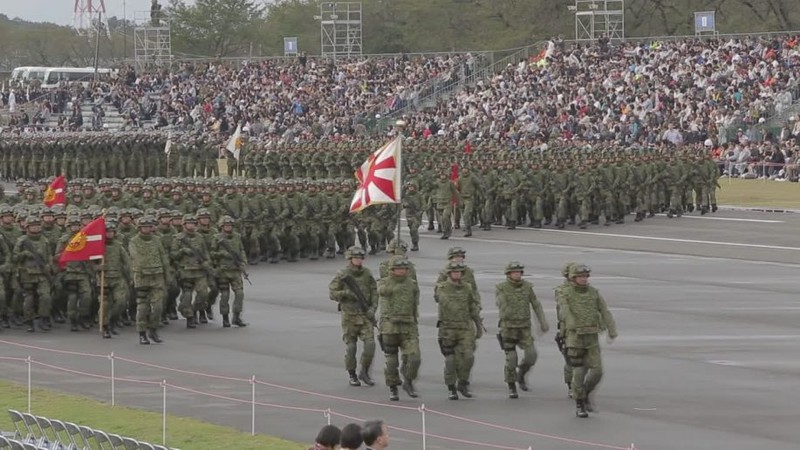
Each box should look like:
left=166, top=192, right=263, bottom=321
left=655, top=215, right=783, bottom=223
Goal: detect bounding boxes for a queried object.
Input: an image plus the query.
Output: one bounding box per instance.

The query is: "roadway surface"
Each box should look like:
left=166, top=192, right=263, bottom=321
left=2, top=209, right=800, bottom=450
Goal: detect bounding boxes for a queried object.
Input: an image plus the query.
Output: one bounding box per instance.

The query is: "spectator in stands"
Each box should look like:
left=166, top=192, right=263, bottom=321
left=340, top=423, right=363, bottom=450
left=362, top=420, right=388, bottom=450
left=310, top=424, right=341, bottom=450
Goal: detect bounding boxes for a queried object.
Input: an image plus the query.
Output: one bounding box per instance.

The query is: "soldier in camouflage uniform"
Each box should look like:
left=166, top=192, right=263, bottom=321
left=128, top=216, right=169, bottom=345
left=495, top=261, right=549, bottom=399
left=211, top=216, right=248, bottom=328
left=100, top=220, right=132, bottom=339
left=171, top=214, right=212, bottom=328
left=554, top=262, right=576, bottom=397
left=435, top=261, right=483, bottom=400
left=56, top=216, right=95, bottom=332
left=328, top=246, right=377, bottom=387
left=13, top=217, right=54, bottom=333
left=0, top=227, right=10, bottom=329
left=561, top=264, right=618, bottom=417
left=377, top=257, right=420, bottom=401
left=401, top=181, right=423, bottom=251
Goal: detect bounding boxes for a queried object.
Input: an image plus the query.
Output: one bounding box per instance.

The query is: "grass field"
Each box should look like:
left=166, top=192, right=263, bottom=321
left=716, top=178, right=800, bottom=209
left=0, top=380, right=304, bottom=450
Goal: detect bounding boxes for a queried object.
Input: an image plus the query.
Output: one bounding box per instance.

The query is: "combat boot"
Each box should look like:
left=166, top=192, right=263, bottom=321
left=508, top=383, right=518, bottom=399
left=109, top=321, right=119, bottom=336
left=567, top=382, right=572, bottom=398
left=447, top=385, right=458, bottom=400
left=667, top=209, right=674, bottom=218
left=634, top=213, right=642, bottom=222
left=557, top=220, right=565, bottom=230
left=70, top=319, right=79, bottom=332
left=222, top=314, right=231, bottom=328
left=711, top=203, right=718, bottom=213
left=198, top=310, right=208, bottom=324
left=463, top=228, right=472, bottom=237
left=139, top=331, right=150, bottom=345
left=161, top=314, right=170, bottom=326
left=507, top=221, right=516, bottom=230
left=411, top=243, right=419, bottom=252
left=579, top=221, right=587, bottom=229
left=701, top=206, right=709, bottom=215
left=102, top=327, right=112, bottom=339
left=402, top=379, right=418, bottom=398
left=232, top=313, right=248, bottom=327
left=348, top=370, right=361, bottom=387
left=456, top=381, right=472, bottom=398
left=585, top=390, right=597, bottom=412
left=615, top=217, right=624, bottom=225
left=389, top=386, right=399, bottom=401
left=206, top=307, right=215, bottom=321
left=427, top=222, right=435, bottom=231
left=148, top=328, right=163, bottom=344
left=39, top=318, right=51, bottom=331
left=80, top=316, right=92, bottom=330
left=533, top=220, right=542, bottom=229
left=0, top=315, right=9, bottom=329
left=26, top=320, right=35, bottom=333
left=53, top=311, right=65, bottom=324
left=576, top=399, right=589, bottom=418
left=358, top=369, right=375, bottom=386
left=516, top=370, right=529, bottom=392
left=186, top=316, right=196, bottom=329
left=440, top=234, right=449, bottom=240
left=567, top=217, right=576, bottom=225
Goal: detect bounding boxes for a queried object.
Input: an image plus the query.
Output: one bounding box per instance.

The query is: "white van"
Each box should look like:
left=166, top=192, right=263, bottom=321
left=40, top=67, right=117, bottom=89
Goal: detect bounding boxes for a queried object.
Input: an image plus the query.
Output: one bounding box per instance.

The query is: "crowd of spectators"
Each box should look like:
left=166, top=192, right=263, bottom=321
left=4, top=35, right=800, bottom=182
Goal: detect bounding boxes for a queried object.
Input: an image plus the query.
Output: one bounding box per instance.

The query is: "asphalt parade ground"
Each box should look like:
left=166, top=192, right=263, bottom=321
left=2, top=209, right=800, bottom=450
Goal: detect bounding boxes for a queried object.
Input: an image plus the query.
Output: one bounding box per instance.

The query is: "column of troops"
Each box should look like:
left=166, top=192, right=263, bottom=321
left=1, top=133, right=722, bottom=247
left=329, top=242, right=617, bottom=418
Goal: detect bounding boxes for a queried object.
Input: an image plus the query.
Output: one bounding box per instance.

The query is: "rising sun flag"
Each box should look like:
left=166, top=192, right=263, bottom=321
left=349, top=136, right=402, bottom=213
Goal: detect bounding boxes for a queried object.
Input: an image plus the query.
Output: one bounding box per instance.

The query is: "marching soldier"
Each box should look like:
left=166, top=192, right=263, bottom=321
left=377, top=257, right=421, bottom=401
left=13, top=217, right=54, bottom=333
left=561, top=264, right=618, bottom=417
left=211, top=216, right=249, bottom=328
left=171, top=214, right=212, bottom=328
left=128, top=216, right=170, bottom=345
left=328, top=246, right=377, bottom=387
left=435, top=261, right=483, bottom=400
left=495, top=261, right=549, bottom=398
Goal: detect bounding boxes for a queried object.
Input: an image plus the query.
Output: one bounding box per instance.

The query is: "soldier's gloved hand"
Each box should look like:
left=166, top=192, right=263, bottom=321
left=539, top=322, right=550, bottom=335
left=474, top=320, right=484, bottom=339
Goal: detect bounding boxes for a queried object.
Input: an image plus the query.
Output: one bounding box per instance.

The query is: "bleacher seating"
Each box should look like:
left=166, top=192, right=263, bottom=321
left=5, top=410, right=179, bottom=450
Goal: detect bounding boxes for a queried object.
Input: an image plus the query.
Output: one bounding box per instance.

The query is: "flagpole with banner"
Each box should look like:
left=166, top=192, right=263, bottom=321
left=350, top=135, right=403, bottom=246
left=226, top=123, right=243, bottom=177
left=58, top=217, right=107, bottom=335
left=165, top=133, right=173, bottom=177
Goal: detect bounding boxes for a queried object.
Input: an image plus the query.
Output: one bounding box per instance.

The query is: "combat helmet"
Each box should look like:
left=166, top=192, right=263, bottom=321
left=390, top=256, right=411, bottom=269
left=447, top=246, right=466, bottom=259
left=445, top=261, right=466, bottom=273
left=137, top=215, right=157, bottom=228
left=219, top=215, right=236, bottom=226
left=386, top=238, right=409, bottom=255
left=568, top=264, right=591, bottom=278
left=504, top=261, right=525, bottom=274
left=345, top=246, right=366, bottom=260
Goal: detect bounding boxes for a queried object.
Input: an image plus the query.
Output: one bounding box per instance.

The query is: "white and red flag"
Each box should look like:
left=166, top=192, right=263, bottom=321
left=58, top=217, right=106, bottom=268
left=349, top=136, right=402, bottom=213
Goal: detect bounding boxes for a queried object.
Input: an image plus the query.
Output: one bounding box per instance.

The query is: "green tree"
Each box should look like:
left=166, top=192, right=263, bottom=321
left=167, top=0, right=266, bottom=57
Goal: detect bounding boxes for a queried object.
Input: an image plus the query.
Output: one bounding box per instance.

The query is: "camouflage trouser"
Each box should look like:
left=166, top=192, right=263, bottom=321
left=63, top=276, right=92, bottom=321
left=101, top=277, right=129, bottom=326
left=381, top=323, right=421, bottom=387
left=0, top=273, right=8, bottom=316
left=438, top=327, right=476, bottom=386
left=216, top=271, right=244, bottom=316
left=178, top=275, right=209, bottom=319
left=461, top=197, right=476, bottom=230
left=407, top=215, right=422, bottom=246
left=435, top=203, right=453, bottom=237
left=499, top=327, right=538, bottom=384
left=21, top=277, right=52, bottom=321
left=341, top=317, right=375, bottom=373
left=568, top=345, right=603, bottom=401
left=134, top=274, right=166, bottom=332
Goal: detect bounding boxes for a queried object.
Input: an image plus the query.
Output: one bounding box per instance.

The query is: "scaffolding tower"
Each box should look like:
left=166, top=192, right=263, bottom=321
left=572, top=0, right=625, bottom=42
left=318, top=2, right=363, bottom=59
left=133, top=10, right=172, bottom=71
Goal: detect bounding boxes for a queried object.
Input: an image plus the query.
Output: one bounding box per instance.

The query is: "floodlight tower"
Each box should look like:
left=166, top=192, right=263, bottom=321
left=74, top=0, right=109, bottom=35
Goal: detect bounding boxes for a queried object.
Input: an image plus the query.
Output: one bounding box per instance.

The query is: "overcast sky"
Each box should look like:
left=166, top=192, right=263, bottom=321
left=1, top=1, right=194, bottom=26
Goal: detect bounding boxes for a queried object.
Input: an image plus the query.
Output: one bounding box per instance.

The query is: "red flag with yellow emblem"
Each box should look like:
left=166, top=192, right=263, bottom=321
left=58, top=217, right=106, bottom=268
left=43, top=175, right=67, bottom=207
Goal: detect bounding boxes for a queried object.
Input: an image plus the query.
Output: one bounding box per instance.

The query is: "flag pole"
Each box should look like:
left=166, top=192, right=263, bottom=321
left=99, top=258, right=106, bottom=335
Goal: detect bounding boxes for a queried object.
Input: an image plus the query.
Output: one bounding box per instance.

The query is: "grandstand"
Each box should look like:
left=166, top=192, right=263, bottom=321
left=3, top=409, right=175, bottom=450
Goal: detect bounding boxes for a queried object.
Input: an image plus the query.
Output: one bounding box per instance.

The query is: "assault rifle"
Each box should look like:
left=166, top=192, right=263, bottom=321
left=217, top=237, right=253, bottom=285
